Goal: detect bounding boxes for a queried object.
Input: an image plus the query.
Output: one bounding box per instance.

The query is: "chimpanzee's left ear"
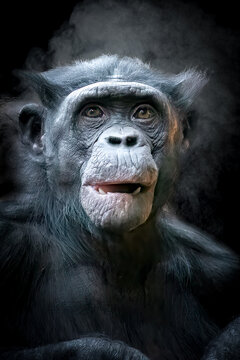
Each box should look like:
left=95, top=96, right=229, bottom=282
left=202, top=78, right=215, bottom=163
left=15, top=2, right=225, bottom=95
left=169, top=69, right=208, bottom=110
left=19, top=103, right=46, bottom=156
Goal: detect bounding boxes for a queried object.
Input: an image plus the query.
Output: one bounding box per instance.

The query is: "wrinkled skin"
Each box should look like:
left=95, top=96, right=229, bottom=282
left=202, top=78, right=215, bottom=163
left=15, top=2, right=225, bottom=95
left=45, top=81, right=180, bottom=232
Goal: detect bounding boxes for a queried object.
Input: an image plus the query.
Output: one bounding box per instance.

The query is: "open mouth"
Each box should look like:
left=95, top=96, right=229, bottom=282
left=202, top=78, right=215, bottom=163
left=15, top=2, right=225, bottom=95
left=93, top=183, right=145, bottom=195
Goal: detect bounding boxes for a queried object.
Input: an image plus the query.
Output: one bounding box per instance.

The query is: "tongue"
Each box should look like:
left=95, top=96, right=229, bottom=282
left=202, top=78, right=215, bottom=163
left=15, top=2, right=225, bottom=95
left=99, top=184, right=139, bottom=193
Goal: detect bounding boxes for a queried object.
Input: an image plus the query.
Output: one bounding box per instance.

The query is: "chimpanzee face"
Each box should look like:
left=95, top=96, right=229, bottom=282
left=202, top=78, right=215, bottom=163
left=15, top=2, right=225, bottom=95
left=19, top=80, right=183, bottom=232
left=42, top=81, right=181, bottom=232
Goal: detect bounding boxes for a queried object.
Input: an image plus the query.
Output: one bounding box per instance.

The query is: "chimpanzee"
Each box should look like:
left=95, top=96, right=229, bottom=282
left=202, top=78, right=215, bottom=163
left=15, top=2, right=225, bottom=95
left=0, top=55, right=239, bottom=360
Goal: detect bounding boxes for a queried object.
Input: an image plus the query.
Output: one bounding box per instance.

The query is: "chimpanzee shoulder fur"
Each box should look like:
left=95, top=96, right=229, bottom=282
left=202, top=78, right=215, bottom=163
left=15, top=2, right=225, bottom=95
left=0, top=55, right=239, bottom=360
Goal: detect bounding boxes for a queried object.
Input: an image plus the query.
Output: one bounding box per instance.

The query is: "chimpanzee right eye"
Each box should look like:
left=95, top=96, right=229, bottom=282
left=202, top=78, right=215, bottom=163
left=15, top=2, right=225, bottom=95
left=82, top=105, right=104, bottom=118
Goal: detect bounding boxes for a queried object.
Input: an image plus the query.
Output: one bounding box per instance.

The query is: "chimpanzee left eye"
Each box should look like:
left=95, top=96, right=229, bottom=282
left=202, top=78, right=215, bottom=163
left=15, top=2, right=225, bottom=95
left=82, top=106, right=104, bottom=118
left=133, top=105, right=156, bottom=120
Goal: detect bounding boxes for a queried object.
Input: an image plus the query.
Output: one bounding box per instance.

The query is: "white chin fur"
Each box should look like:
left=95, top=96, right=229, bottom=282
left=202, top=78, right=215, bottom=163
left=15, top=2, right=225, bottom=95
left=80, top=185, right=156, bottom=232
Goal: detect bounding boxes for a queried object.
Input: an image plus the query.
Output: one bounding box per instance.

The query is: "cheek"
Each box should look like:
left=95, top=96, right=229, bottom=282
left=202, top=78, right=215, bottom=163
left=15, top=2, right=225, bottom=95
left=46, top=140, right=85, bottom=193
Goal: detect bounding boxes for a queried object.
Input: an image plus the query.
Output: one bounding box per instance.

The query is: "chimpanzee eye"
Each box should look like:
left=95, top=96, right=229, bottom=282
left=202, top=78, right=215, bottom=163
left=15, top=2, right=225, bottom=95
left=82, top=106, right=104, bottom=118
left=133, top=105, right=156, bottom=120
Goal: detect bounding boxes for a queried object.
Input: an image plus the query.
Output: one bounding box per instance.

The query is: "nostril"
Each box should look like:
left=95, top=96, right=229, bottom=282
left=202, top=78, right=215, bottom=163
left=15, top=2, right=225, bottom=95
left=126, top=136, right=138, bottom=147
left=106, top=135, right=138, bottom=146
left=108, top=136, right=122, bottom=145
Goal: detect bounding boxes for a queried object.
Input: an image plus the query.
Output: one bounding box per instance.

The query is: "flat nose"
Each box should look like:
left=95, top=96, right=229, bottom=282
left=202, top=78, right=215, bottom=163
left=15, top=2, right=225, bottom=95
left=98, top=126, right=147, bottom=149
left=107, top=135, right=138, bottom=147
left=99, top=126, right=145, bottom=148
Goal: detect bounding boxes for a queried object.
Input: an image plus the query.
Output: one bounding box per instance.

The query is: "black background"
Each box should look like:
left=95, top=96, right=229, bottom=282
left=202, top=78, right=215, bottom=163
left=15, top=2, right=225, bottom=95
left=0, top=0, right=239, bottom=93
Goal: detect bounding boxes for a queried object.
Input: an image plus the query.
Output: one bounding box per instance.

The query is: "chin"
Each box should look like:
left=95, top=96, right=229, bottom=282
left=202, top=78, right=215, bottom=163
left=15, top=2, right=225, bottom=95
left=80, top=182, right=156, bottom=232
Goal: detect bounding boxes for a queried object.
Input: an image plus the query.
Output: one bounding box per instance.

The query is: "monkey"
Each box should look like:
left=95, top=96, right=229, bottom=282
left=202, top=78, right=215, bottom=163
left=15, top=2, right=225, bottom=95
left=0, top=55, right=239, bottom=360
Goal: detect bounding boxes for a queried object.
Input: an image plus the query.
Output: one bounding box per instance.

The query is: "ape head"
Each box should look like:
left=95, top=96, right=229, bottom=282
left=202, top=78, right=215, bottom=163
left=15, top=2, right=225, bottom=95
left=19, top=55, right=206, bottom=233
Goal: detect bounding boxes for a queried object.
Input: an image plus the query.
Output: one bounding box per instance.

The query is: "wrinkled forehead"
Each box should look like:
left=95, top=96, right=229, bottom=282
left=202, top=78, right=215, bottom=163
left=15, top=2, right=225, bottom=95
left=64, top=81, right=165, bottom=107
left=52, top=81, right=168, bottom=126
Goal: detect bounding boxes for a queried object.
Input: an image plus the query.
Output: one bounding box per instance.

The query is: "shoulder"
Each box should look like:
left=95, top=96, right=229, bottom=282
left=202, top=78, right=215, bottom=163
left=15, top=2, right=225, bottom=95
left=157, top=212, right=239, bottom=289
left=156, top=212, right=240, bottom=324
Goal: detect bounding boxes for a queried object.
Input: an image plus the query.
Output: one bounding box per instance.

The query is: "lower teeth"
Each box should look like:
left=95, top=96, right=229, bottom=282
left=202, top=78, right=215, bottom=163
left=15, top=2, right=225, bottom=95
left=98, top=186, right=142, bottom=195
left=98, top=188, right=106, bottom=195
left=132, top=186, right=141, bottom=195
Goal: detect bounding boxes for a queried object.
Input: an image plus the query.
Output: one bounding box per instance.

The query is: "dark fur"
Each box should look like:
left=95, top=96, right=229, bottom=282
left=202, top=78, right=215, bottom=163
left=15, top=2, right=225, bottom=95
left=0, top=55, right=239, bottom=360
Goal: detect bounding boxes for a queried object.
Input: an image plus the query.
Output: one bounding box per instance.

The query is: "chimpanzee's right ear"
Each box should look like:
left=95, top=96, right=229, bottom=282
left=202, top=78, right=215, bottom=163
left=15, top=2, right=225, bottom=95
left=19, top=103, right=46, bottom=156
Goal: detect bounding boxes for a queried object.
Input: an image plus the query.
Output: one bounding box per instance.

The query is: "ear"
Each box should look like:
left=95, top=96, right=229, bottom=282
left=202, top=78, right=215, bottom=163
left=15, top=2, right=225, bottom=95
left=19, top=104, right=46, bottom=156
left=166, top=69, right=208, bottom=110
left=14, top=70, right=65, bottom=108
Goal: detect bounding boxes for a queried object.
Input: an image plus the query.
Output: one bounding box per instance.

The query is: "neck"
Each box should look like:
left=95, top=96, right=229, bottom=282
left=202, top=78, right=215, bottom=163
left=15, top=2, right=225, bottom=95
left=94, top=215, right=161, bottom=287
